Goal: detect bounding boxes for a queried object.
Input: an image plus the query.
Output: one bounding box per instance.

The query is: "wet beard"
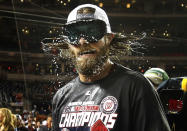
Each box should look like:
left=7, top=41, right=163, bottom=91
left=71, top=45, right=109, bottom=76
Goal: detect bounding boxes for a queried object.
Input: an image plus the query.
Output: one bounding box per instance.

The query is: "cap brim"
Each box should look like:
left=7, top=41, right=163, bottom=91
left=65, top=19, right=101, bottom=26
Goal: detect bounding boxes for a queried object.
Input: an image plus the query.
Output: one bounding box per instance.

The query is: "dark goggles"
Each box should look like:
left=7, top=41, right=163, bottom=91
left=63, top=20, right=107, bottom=45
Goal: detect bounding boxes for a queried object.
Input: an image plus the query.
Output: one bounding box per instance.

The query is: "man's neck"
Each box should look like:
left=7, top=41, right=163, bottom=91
left=79, top=60, right=113, bottom=83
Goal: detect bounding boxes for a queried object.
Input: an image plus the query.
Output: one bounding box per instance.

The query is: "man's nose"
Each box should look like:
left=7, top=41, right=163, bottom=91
left=78, top=37, right=88, bottom=46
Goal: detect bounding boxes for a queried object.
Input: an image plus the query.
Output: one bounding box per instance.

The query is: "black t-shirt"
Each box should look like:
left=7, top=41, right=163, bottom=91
left=52, top=64, right=171, bottom=131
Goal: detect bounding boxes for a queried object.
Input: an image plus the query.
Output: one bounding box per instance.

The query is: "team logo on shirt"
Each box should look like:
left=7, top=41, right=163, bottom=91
left=59, top=96, right=118, bottom=130
left=100, top=96, right=118, bottom=114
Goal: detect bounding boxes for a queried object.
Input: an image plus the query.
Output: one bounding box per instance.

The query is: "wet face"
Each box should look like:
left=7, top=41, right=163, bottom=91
left=68, top=34, right=112, bottom=76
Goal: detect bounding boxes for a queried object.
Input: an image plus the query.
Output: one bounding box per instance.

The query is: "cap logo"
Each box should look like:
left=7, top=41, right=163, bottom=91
left=76, top=7, right=96, bottom=20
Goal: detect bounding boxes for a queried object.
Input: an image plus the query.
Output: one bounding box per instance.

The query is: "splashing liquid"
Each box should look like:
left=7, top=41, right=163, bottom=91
left=41, top=31, right=148, bottom=92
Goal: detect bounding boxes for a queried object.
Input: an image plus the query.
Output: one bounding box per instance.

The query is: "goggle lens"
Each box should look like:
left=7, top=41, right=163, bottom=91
left=63, top=20, right=107, bottom=45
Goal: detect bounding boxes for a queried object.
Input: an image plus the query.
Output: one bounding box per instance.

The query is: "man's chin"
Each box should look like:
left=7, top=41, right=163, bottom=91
left=73, top=48, right=109, bottom=76
left=75, top=59, right=100, bottom=76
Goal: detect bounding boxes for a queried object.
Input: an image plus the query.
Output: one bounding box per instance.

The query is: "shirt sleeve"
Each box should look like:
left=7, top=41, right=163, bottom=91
left=52, top=92, right=60, bottom=131
left=130, top=73, right=171, bottom=131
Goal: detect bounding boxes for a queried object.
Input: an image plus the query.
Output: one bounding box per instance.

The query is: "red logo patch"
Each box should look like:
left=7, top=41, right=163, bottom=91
left=91, top=119, right=108, bottom=131
left=168, top=99, right=183, bottom=113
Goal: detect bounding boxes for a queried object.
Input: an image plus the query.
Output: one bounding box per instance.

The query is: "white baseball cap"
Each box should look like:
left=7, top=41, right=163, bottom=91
left=66, top=4, right=112, bottom=33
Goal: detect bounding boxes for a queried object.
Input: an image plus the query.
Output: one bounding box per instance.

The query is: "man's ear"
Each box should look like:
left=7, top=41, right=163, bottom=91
left=105, top=33, right=114, bottom=44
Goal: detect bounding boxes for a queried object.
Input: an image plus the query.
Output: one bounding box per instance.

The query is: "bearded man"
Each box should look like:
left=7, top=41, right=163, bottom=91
left=52, top=4, right=171, bottom=131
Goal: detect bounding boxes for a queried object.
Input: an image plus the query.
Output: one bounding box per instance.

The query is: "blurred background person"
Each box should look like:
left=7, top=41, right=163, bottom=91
left=35, top=121, right=41, bottom=131
left=14, top=114, right=28, bottom=131
left=25, top=114, right=35, bottom=130
left=144, top=67, right=169, bottom=89
left=26, top=120, right=35, bottom=131
left=0, top=108, right=15, bottom=131
left=39, top=114, right=52, bottom=131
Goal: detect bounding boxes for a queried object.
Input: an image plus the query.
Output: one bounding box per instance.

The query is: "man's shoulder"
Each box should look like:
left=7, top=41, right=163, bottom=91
left=115, top=63, right=145, bottom=80
left=56, top=77, right=77, bottom=92
left=52, top=77, right=78, bottom=101
left=115, top=64, right=152, bottom=90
